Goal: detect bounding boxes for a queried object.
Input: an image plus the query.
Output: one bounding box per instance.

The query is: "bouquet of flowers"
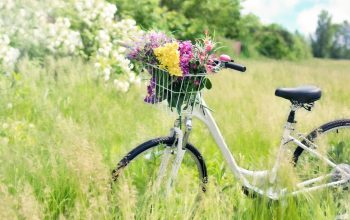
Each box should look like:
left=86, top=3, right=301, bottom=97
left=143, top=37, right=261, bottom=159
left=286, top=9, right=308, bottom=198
left=127, top=31, right=221, bottom=114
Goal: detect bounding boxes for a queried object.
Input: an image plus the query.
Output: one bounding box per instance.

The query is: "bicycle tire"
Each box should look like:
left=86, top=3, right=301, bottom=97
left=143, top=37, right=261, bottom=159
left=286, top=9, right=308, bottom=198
left=293, top=119, right=350, bottom=164
left=112, top=136, right=208, bottom=192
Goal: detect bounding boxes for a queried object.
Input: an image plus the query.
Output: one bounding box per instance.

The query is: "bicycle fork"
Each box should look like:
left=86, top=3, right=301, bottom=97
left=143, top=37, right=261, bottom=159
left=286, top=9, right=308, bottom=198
left=155, top=116, right=192, bottom=193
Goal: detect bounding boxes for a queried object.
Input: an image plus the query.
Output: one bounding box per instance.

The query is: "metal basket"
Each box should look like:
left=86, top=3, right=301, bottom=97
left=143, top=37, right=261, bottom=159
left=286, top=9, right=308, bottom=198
left=145, top=64, right=207, bottom=115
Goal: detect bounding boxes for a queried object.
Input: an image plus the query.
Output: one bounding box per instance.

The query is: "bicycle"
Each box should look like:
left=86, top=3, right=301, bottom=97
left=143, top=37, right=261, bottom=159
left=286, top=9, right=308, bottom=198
left=112, top=60, right=350, bottom=213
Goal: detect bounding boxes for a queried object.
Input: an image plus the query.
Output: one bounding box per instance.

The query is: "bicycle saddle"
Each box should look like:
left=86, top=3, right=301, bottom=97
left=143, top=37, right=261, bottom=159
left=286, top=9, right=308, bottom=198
left=275, top=85, right=322, bottom=103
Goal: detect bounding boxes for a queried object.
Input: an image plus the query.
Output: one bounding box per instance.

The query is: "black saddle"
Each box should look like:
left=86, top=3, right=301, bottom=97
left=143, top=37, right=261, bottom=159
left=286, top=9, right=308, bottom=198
left=275, top=85, right=322, bottom=103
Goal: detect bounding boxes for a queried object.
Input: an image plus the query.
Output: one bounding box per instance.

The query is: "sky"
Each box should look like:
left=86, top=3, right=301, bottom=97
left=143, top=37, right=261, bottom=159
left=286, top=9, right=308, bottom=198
left=241, top=0, right=350, bottom=36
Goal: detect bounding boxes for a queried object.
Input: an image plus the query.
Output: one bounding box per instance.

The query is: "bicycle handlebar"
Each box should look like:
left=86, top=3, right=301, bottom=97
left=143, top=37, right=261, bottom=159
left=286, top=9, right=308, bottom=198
left=223, top=61, right=246, bottom=72
left=214, top=59, right=247, bottom=72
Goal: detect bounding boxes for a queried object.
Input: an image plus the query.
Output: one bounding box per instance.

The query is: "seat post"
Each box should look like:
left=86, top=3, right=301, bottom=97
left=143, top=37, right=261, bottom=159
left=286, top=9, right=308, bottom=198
left=287, top=103, right=299, bottom=124
left=287, top=110, right=296, bottom=123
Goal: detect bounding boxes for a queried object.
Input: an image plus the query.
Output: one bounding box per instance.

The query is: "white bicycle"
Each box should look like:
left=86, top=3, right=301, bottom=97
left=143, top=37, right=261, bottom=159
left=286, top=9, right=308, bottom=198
left=112, top=61, right=350, bottom=212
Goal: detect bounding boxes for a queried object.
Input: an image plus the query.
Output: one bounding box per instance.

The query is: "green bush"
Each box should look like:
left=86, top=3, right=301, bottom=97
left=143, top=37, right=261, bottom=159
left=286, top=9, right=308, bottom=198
left=256, top=24, right=311, bottom=60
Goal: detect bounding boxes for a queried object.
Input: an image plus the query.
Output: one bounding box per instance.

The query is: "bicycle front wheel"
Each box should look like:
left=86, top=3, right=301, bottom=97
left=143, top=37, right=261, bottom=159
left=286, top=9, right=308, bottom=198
left=112, top=136, right=207, bottom=197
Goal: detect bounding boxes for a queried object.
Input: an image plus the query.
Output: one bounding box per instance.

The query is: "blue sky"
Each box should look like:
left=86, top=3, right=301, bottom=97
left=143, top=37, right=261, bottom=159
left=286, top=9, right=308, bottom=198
left=242, top=0, right=350, bottom=36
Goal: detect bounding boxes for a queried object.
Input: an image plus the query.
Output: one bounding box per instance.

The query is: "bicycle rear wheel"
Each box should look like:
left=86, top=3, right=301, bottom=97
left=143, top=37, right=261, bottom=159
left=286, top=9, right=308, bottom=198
left=293, top=119, right=350, bottom=217
left=112, top=136, right=207, bottom=197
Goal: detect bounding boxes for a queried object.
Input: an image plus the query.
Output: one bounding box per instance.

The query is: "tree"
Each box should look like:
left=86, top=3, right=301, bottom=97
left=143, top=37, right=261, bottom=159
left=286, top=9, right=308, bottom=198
left=113, top=0, right=241, bottom=40
left=292, top=31, right=312, bottom=59
left=114, top=0, right=165, bottom=29
left=330, top=21, right=350, bottom=59
left=237, top=14, right=261, bottom=57
left=311, top=10, right=334, bottom=58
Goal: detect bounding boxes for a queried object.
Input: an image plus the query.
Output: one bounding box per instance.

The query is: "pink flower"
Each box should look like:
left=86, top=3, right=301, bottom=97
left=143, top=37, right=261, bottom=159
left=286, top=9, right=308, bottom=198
left=205, top=41, right=213, bottom=52
left=199, top=53, right=206, bottom=64
left=206, top=64, right=214, bottom=73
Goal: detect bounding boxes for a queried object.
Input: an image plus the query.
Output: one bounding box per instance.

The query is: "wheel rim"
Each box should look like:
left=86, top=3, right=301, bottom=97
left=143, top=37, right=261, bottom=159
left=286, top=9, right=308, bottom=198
left=295, top=126, right=350, bottom=216
left=296, top=127, right=350, bottom=182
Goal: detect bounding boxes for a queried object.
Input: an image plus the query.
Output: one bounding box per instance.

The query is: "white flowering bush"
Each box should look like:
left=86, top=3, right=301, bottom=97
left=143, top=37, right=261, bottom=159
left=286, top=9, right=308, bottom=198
left=0, top=0, right=65, bottom=58
left=0, top=34, right=20, bottom=74
left=47, top=17, right=83, bottom=55
left=0, top=0, right=142, bottom=91
left=72, top=0, right=143, bottom=90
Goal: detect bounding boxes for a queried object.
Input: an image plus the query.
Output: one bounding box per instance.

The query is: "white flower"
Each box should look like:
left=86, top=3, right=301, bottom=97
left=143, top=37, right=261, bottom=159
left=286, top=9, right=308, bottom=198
left=0, top=34, right=20, bottom=73
left=100, top=3, right=116, bottom=22
left=75, top=2, right=83, bottom=12
left=85, top=0, right=94, bottom=9
left=128, top=72, right=135, bottom=82
left=46, top=17, right=82, bottom=54
left=133, top=76, right=141, bottom=86
left=97, top=30, right=110, bottom=44
left=114, top=79, right=129, bottom=93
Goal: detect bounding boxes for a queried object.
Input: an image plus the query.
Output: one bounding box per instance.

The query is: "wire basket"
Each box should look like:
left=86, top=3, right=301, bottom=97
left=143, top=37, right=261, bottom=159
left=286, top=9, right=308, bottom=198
left=145, top=63, right=207, bottom=115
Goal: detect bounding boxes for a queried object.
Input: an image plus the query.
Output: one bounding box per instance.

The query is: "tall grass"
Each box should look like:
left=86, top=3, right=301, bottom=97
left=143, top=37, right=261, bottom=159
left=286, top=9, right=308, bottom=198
left=1, top=57, right=349, bottom=219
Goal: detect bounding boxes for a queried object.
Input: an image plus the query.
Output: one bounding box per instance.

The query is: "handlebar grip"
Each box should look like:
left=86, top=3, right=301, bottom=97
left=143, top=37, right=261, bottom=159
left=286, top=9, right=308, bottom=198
left=224, top=62, right=246, bottom=72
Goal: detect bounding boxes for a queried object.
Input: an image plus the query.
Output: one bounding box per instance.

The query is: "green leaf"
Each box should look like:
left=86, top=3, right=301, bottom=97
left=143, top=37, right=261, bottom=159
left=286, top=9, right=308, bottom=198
left=205, top=78, right=212, bottom=90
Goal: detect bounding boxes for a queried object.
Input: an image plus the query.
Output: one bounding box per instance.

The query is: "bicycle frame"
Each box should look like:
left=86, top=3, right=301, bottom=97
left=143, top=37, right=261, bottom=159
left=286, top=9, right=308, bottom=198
left=163, top=98, right=350, bottom=199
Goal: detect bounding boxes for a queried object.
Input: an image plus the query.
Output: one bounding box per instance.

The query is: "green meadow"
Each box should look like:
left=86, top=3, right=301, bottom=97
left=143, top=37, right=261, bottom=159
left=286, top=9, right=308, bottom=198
left=1, top=57, right=350, bottom=219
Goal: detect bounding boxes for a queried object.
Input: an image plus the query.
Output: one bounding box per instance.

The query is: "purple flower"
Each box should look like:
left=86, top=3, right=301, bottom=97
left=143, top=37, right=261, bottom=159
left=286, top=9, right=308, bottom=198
left=127, top=47, right=140, bottom=60
left=144, top=94, right=158, bottom=104
left=148, top=31, right=173, bottom=49
left=178, top=41, right=193, bottom=75
left=144, top=77, right=159, bottom=104
left=126, top=31, right=173, bottom=66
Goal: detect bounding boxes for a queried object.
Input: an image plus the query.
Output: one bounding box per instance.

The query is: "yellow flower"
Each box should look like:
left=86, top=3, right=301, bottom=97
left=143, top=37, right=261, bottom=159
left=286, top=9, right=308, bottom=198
left=154, top=42, right=182, bottom=76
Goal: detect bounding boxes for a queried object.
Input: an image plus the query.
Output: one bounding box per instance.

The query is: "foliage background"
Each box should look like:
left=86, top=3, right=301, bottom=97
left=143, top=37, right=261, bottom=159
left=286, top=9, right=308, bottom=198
left=114, top=0, right=313, bottom=60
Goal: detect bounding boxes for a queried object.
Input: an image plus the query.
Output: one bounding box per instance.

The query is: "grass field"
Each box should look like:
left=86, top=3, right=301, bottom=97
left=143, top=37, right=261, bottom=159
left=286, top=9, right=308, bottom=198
left=1, top=57, right=350, bottom=219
